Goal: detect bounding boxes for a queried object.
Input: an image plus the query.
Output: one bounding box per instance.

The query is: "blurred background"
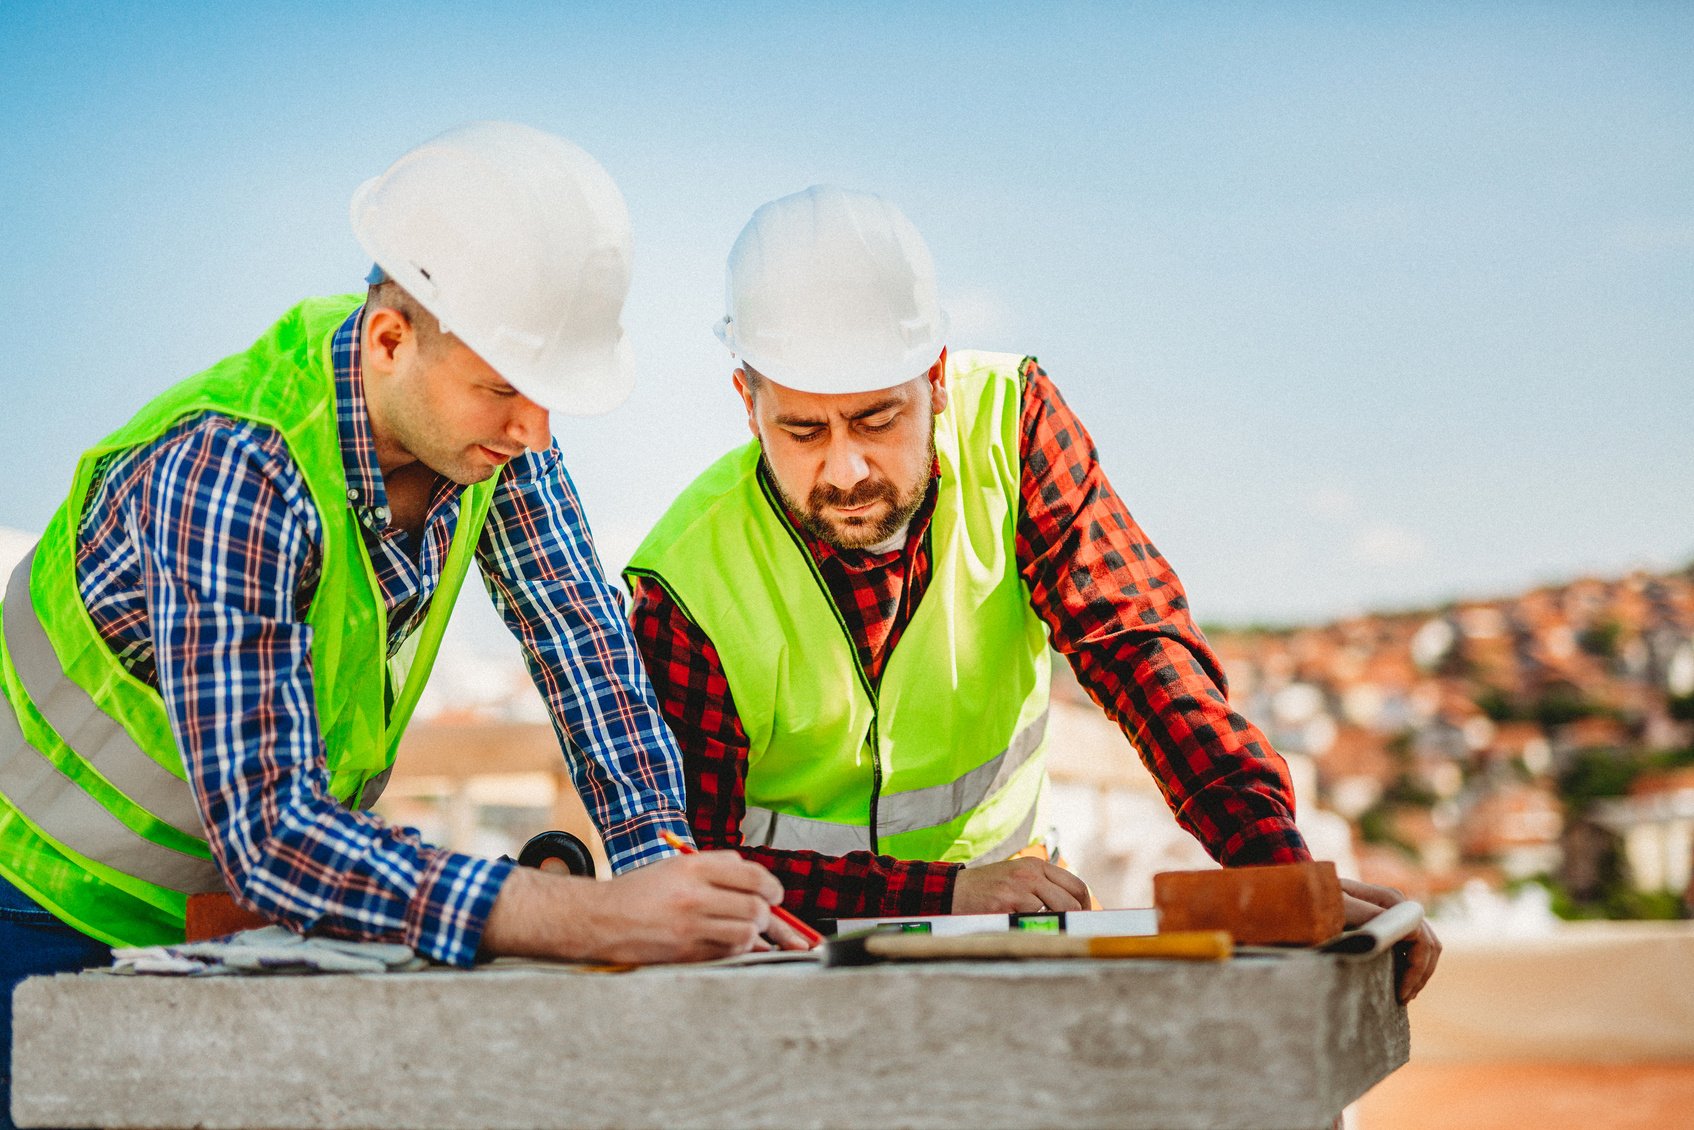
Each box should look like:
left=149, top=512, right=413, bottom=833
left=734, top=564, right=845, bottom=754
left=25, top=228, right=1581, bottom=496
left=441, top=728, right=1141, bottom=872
left=2, top=4, right=1690, bottom=1127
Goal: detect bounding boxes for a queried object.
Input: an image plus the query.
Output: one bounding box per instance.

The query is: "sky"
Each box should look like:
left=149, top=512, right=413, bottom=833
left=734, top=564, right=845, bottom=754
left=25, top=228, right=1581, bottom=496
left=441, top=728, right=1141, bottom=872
left=1, top=2, right=1689, bottom=637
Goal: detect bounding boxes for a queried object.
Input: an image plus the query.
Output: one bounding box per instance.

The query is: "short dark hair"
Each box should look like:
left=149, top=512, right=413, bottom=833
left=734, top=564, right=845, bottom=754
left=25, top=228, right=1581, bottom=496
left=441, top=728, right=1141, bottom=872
left=740, top=363, right=767, bottom=400
left=364, top=278, right=449, bottom=353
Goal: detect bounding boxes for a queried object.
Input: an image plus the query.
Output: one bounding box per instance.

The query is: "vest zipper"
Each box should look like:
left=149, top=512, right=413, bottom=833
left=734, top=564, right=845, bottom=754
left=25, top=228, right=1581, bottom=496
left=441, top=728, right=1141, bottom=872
left=756, top=470, right=884, bottom=852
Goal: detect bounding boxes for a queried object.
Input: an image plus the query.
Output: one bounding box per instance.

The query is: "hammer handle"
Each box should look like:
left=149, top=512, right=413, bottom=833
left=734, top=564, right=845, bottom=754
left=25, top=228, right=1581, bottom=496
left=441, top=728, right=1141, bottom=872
left=864, top=930, right=1232, bottom=962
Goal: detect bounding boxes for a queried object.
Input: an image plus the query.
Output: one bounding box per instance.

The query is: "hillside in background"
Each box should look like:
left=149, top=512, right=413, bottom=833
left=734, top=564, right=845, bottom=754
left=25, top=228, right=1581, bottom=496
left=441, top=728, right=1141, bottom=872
left=1204, top=564, right=1694, bottom=918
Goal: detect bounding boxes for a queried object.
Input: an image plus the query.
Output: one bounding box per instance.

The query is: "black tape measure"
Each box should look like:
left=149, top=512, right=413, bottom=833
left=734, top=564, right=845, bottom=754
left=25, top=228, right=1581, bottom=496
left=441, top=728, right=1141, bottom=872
left=514, top=830, right=597, bottom=878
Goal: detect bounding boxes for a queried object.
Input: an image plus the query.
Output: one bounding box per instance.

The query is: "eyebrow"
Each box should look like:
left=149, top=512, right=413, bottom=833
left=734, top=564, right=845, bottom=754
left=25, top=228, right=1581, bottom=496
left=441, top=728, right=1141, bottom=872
left=774, top=397, right=904, bottom=429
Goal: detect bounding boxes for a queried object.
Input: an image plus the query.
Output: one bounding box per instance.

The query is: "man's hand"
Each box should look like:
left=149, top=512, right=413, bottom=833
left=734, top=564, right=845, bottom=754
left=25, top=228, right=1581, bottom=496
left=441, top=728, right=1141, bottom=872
left=482, top=850, right=786, bottom=965
left=951, top=857, right=1092, bottom=914
left=1340, top=877, right=1442, bottom=1004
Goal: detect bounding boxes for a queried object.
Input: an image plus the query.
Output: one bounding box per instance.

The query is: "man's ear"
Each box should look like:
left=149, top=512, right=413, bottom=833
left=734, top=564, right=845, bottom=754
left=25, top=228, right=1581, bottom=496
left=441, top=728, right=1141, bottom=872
left=732, top=367, right=759, bottom=439
left=927, top=347, right=949, bottom=415
left=363, top=307, right=413, bottom=376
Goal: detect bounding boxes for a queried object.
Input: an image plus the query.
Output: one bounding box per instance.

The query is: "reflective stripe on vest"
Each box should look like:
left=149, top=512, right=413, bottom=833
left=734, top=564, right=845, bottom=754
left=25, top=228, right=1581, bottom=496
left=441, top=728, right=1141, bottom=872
left=878, top=708, right=1047, bottom=838
left=740, top=706, right=1049, bottom=855
left=0, top=544, right=405, bottom=895
left=4, top=550, right=206, bottom=840
left=0, top=687, right=220, bottom=893
left=743, top=781, right=1041, bottom=867
left=1, top=547, right=220, bottom=893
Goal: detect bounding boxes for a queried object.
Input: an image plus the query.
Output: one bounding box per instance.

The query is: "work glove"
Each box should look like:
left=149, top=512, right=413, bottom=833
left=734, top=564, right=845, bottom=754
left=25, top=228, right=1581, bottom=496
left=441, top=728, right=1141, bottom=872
left=107, top=925, right=426, bottom=976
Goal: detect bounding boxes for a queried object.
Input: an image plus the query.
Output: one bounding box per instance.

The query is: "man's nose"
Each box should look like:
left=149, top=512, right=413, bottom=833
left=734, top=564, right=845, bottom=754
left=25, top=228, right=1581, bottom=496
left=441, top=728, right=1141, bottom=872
left=820, top=434, right=871, bottom=492
left=507, top=397, right=551, bottom=453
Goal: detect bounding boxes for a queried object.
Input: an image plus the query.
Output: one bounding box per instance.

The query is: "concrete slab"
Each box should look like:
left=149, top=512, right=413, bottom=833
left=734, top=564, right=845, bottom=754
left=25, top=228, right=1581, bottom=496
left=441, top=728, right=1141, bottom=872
left=12, top=951, right=1407, bottom=1130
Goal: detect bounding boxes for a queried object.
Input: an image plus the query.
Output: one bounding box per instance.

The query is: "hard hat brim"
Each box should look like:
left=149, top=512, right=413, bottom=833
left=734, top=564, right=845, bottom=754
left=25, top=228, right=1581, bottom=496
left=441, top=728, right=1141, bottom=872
left=714, top=314, right=949, bottom=396
left=491, top=331, right=636, bottom=418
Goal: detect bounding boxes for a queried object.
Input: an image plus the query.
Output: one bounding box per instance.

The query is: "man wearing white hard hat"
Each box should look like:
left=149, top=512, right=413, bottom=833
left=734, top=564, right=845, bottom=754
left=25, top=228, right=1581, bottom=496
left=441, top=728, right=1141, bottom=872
left=0, top=124, right=796, bottom=1109
left=627, top=185, right=1440, bottom=1002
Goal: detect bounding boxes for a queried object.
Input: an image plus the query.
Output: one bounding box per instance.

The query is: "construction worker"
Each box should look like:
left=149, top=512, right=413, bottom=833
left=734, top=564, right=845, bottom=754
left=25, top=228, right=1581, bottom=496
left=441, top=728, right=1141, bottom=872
left=0, top=123, right=799, bottom=1126
left=626, top=186, right=1440, bottom=1000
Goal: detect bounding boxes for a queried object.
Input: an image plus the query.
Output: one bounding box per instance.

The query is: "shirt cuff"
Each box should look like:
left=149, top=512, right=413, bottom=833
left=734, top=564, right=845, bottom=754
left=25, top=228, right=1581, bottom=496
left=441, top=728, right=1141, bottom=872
left=598, top=809, right=694, bottom=873
left=887, top=859, right=962, bottom=917
left=408, top=852, right=516, bottom=967
left=1219, top=818, right=1312, bottom=867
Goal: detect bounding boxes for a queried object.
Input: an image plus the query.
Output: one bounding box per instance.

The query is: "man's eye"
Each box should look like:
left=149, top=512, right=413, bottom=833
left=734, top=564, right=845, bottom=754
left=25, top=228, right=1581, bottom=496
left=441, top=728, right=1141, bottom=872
left=487, top=386, right=519, bottom=398
left=786, top=429, right=824, bottom=442
left=861, top=416, right=898, bottom=432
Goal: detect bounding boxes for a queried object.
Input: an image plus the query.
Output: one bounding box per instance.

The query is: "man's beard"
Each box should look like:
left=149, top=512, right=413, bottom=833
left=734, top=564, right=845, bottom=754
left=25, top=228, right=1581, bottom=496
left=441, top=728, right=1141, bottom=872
left=766, top=432, right=935, bottom=551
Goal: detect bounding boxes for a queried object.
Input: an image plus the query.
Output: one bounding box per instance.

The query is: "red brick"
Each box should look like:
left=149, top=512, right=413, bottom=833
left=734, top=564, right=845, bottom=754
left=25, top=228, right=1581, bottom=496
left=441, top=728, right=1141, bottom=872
left=185, top=893, right=270, bottom=941
left=1154, top=861, right=1345, bottom=946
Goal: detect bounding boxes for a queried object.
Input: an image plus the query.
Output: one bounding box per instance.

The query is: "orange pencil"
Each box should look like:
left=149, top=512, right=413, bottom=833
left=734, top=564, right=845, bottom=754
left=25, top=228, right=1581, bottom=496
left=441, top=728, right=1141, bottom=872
left=659, top=830, right=824, bottom=948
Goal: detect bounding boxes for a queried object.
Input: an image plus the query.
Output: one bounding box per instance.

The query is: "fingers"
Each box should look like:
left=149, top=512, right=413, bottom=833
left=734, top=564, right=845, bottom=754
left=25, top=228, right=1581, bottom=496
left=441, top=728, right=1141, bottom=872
left=762, top=912, right=818, bottom=951
left=1342, top=892, right=1388, bottom=929
left=1043, top=865, right=1092, bottom=911
left=1397, top=922, right=1442, bottom=1004
left=581, top=854, right=792, bottom=964
left=1015, top=860, right=1088, bottom=912
left=1032, top=877, right=1085, bottom=913
left=1336, top=877, right=1440, bottom=1002
left=686, top=914, right=767, bottom=960
left=953, top=858, right=1092, bottom=914
left=701, top=890, right=773, bottom=932
left=1339, top=877, right=1405, bottom=913
left=687, top=850, right=786, bottom=905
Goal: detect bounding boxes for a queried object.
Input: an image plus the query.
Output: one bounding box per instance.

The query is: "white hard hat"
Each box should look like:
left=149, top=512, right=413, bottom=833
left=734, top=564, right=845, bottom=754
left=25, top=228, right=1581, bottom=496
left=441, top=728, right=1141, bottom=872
left=714, top=185, right=949, bottom=395
left=350, top=121, right=635, bottom=416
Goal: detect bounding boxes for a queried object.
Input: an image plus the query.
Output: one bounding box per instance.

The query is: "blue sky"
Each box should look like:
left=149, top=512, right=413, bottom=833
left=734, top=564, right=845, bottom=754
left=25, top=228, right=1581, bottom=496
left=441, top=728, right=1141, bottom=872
left=2, top=2, right=1689, bottom=627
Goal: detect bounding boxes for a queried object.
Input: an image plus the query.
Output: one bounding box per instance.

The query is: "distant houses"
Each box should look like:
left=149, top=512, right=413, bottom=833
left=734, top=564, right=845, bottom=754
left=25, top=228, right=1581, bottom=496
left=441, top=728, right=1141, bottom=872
left=1208, top=565, right=1694, bottom=916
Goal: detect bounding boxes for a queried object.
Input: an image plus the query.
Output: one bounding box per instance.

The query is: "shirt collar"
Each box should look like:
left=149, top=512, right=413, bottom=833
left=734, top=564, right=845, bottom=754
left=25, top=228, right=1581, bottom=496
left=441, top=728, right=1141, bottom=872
left=330, top=306, right=391, bottom=521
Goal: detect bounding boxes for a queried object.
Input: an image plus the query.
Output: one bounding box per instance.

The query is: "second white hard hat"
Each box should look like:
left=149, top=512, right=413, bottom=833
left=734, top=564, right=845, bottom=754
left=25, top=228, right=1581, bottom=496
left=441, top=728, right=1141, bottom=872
left=714, top=185, right=949, bottom=395
left=351, top=121, right=635, bottom=416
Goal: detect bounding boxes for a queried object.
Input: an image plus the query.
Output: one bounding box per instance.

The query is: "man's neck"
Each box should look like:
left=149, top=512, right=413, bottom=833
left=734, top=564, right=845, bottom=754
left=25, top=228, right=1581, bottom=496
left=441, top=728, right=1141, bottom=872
left=858, top=525, right=910, bottom=556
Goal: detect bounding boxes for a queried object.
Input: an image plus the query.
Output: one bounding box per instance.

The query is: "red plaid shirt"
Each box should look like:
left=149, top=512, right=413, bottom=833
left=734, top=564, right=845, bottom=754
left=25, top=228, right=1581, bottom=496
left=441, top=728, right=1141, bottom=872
left=630, top=360, right=1309, bottom=919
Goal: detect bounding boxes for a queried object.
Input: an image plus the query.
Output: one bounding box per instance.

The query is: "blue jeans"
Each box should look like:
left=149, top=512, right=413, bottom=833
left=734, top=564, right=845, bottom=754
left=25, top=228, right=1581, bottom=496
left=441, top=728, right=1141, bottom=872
left=1, top=874, right=111, bottom=1130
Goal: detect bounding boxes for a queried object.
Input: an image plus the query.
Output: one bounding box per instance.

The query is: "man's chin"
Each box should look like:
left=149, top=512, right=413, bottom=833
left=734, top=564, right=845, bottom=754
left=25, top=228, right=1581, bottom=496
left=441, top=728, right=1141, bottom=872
left=815, top=512, right=895, bottom=550
left=429, top=459, right=499, bottom=487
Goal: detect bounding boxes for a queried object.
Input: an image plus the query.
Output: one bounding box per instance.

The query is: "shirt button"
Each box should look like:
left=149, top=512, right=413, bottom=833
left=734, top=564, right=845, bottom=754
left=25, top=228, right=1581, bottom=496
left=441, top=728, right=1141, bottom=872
left=374, top=507, right=390, bottom=522
left=347, top=487, right=361, bottom=502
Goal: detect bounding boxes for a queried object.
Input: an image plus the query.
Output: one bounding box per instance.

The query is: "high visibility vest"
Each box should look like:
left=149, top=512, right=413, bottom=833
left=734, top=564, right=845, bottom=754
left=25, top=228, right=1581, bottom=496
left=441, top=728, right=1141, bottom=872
left=0, top=296, right=496, bottom=947
left=626, top=351, right=1051, bottom=864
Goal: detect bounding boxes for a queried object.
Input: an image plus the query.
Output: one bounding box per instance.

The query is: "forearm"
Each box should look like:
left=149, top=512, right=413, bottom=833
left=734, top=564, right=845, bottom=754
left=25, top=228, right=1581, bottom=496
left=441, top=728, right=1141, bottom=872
left=479, top=865, right=603, bottom=960
left=169, top=642, right=514, bottom=964
left=480, top=445, right=691, bottom=871
left=213, top=776, right=515, bottom=964
left=1014, top=361, right=1307, bottom=865
left=722, top=842, right=960, bottom=919
left=1071, top=634, right=1309, bottom=865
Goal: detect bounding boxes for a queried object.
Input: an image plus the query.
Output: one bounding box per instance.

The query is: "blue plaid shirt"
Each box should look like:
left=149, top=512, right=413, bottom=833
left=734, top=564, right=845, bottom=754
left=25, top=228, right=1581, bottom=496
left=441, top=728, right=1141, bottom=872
left=73, top=305, right=690, bottom=965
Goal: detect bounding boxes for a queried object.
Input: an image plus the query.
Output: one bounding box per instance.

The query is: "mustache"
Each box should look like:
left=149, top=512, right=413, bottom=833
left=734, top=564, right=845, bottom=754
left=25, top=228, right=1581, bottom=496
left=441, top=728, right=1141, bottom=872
left=808, top=479, right=898, bottom=512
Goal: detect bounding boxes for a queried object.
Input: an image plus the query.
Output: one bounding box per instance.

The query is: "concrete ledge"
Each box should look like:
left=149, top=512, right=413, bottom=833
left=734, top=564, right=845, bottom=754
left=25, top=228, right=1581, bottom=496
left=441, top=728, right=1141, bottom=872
left=13, top=953, right=1407, bottom=1130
